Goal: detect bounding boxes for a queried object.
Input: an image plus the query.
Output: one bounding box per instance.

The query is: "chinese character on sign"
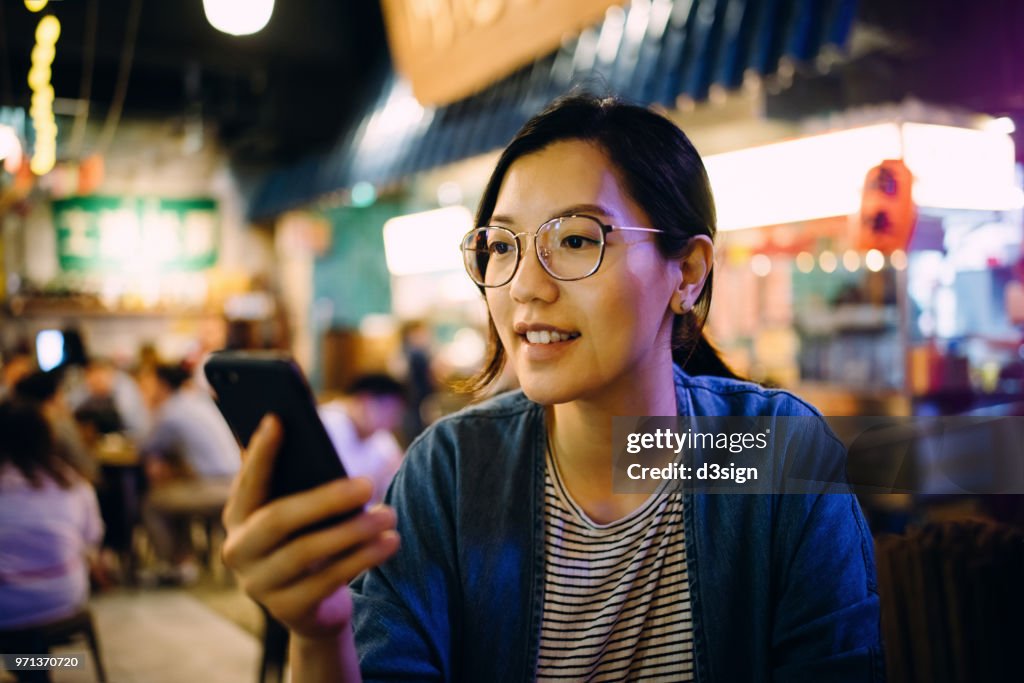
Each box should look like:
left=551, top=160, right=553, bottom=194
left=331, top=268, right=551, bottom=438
left=183, top=212, right=216, bottom=259
left=59, top=208, right=95, bottom=259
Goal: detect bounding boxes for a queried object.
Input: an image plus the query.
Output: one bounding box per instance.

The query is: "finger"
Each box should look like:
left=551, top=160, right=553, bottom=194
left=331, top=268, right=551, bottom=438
left=223, top=414, right=281, bottom=529
left=243, top=505, right=397, bottom=596
left=224, top=476, right=374, bottom=568
left=263, top=531, right=400, bottom=623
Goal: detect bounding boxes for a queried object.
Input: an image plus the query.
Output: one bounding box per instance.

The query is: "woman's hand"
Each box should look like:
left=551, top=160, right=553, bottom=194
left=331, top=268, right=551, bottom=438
left=221, top=414, right=400, bottom=641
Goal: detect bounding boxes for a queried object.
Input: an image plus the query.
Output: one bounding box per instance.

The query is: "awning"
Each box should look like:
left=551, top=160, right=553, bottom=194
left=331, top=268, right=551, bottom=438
left=250, top=0, right=859, bottom=220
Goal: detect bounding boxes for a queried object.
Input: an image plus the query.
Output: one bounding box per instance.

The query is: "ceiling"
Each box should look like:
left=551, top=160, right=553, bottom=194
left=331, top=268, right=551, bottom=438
left=1, top=0, right=1022, bottom=173
left=0, top=0, right=390, bottom=166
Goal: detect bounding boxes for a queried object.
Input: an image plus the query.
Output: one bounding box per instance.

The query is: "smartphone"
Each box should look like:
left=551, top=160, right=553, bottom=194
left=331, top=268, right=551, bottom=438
left=203, top=351, right=348, bottom=505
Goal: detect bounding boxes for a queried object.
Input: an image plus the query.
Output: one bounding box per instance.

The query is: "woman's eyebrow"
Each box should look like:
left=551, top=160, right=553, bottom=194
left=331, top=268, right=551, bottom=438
left=553, top=203, right=614, bottom=220
left=489, top=203, right=614, bottom=226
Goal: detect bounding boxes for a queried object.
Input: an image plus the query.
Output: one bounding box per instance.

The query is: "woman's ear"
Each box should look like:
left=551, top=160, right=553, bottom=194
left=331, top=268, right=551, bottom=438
left=671, top=235, right=713, bottom=314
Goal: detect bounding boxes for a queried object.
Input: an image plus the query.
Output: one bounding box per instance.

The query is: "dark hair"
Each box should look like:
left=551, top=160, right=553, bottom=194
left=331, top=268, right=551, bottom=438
left=346, top=374, right=406, bottom=400
left=59, top=327, right=89, bottom=368
left=14, top=370, right=62, bottom=403
left=154, top=363, right=191, bottom=392
left=0, top=399, right=74, bottom=488
left=462, top=93, right=738, bottom=392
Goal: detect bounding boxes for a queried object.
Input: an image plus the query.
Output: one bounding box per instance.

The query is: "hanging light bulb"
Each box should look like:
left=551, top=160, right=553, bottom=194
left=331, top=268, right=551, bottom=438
left=203, top=0, right=274, bottom=36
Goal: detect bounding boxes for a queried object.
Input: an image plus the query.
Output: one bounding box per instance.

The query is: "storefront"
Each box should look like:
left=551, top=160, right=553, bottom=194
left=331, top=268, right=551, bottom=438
left=0, top=119, right=276, bottom=369
left=700, top=111, right=1023, bottom=415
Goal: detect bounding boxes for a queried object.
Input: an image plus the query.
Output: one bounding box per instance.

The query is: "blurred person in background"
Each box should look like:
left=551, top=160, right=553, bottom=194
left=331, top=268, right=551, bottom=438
left=319, top=374, right=406, bottom=507
left=70, top=358, right=150, bottom=441
left=138, top=363, right=240, bottom=584
left=0, top=346, right=34, bottom=401
left=0, top=400, right=103, bottom=637
left=14, top=370, right=96, bottom=483
left=397, top=321, right=437, bottom=441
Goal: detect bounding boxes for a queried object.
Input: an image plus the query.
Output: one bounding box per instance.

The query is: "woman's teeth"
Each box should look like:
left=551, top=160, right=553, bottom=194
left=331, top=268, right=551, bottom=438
left=525, top=330, right=580, bottom=344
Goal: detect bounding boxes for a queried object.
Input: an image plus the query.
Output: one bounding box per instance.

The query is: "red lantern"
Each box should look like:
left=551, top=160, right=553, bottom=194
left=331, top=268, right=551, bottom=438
left=858, top=159, right=915, bottom=252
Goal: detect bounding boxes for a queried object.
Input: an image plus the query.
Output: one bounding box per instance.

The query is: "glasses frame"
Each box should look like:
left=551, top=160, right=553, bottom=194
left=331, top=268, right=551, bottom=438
left=460, top=214, right=664, bottom=287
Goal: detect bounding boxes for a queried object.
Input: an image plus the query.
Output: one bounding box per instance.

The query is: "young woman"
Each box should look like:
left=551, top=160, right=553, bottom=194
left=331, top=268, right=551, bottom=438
left=221, top=95, right=882, bottom=682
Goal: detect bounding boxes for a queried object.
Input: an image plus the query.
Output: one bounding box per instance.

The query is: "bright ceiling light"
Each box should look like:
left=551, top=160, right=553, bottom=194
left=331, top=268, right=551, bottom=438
left=203, top=0, right=274, bottom=36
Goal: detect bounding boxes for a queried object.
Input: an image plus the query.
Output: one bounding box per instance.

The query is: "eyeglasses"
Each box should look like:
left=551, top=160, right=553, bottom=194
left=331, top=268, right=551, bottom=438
left=460, top=214, right=664, bottom=287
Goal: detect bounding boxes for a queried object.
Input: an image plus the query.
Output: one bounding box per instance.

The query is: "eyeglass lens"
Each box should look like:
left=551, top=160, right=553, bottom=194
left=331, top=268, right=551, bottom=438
left=462, top=216, right=605, bottom=286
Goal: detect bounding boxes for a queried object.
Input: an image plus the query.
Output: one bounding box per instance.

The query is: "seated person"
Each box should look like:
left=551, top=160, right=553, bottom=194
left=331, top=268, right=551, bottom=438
left=139, top=363, right=240, bottom=583
left=319, top=374, right=406, bottom=506
left=220, top=95, right=881, bottom=681
left=14, top=370, right=96, bottom=483
left=0, top=400, right=103, bottom=631
left=0, top=347, right=34, bottom=401
left=72, top=357, right=150, bottom=440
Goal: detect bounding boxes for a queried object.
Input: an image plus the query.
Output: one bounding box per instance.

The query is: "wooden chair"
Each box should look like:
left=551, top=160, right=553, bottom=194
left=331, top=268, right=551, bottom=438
left=0, top=608, right=107, bottom=682
left=876, top=519, right=1024, bottom=683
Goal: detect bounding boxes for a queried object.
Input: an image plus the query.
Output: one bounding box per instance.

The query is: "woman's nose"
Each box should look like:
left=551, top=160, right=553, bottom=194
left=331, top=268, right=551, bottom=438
left=509, top=233, right=558, bottom=303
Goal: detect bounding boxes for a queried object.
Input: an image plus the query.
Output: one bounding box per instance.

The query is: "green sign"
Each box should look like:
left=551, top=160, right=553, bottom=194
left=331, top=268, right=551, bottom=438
left=53, top=196, right=219, bottom=272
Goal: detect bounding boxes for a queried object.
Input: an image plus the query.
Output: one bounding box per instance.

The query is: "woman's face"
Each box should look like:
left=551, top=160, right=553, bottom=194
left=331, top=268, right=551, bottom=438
left=485, top=139, right=683, bottom=406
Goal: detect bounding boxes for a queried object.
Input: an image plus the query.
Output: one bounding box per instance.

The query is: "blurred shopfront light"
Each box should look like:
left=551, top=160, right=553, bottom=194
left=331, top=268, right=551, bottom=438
left=842, top=250, right=861, bottom=272
left=35, top=330, right=63, bottom=372
left=750, top=254, right=771, bottom=277
left=984, top=116, right=1015, bottom=135
left=439, top=327, right=487, bottom=372
left=351, top=181, right=376, bottom=207
left=818, top=250, right=837, bottom=274
left=203, top=0, right=274, bottom=36
left=359, top=314, right=397, bottom=339
left=902, top=123, right=1022, bottom=210
left=890, top=249, right=908, bottom=271
left=358, top=80, right=426, bottom=157
left=0, top=125, right=23, bottom=173
left=383, top=206, right=473, bottom=276
left=795, top=251, right=815, bottom=273
left=437, top=181, right=463, bottom=207
left=705, top=122, right=1021, bottom=231
left=24, top=1, right=48, bottom=12
left=865, top=249, right=885, bottom=272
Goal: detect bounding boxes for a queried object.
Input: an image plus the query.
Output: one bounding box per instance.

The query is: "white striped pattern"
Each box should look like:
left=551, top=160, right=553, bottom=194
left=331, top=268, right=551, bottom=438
left=536, top=451, right=695, bottom=682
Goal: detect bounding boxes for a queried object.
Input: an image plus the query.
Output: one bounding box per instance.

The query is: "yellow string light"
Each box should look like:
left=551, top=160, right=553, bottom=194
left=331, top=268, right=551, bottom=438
left=28, top=14, right=60, bottom=175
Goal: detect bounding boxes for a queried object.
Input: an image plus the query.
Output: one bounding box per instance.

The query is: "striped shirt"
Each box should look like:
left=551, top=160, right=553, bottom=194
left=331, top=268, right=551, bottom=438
left=537, top=450, right=694, bottom=682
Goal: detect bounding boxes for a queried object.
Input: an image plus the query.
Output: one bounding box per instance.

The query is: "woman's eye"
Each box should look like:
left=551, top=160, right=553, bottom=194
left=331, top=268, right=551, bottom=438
left=489, top=242, right=513, bottom=255
left=561, top=235, right=597, bottom=249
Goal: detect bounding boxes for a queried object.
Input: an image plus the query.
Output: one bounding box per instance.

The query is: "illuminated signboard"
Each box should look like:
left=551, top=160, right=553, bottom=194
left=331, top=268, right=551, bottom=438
left=381, top=0, right=623, bottom=105
left=52, top=196, right=219, bottom=272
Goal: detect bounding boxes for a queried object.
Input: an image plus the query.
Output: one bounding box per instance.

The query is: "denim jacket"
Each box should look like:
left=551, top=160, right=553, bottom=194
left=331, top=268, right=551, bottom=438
left=352, top=366, right=883, bottom=681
